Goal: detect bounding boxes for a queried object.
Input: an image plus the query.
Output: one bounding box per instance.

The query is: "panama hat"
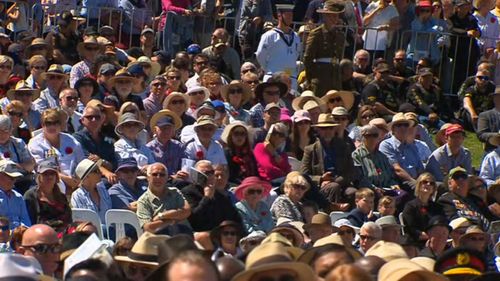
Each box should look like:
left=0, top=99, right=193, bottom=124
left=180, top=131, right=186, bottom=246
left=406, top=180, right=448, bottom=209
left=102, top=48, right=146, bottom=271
left=76, top=36, right=100, bottom=54
left=317, top=0, right=346, bottom=13
left=6, top=80, right=40, bottom=101
left=220, top=121, right=249, bottom=145
left=115, top=232, right=170, bottom=266
left=221, top=80, right=252, bottom=106
left=365, top=241, right=408, bottom=262
left=127, top=56, right=161, bottom=79
left=150, top=109, right=182, bottom=131
left=458, top=225, right=490, bottom=246
left=410, top=257, right=436, bottom=271
left=254, top=81, right=287, bottom=102
left=234, top=176, right=272, bottom=200
left=232, top=242, right=315, bottom=281
left=162, top=92, right=190, bottom=112
left=321, top=90, right=355, bottom=110
left=194, top=115, right=217, bottom=129
left=108, top=68, right=138, bottom=87
left=292, top=90, right=326, bottom=111
left=115, top=112, right=145, bottom=136
left=379, top=258, right=448, bottom=281
left=24, top=38, right=49, bottom=58
left=40, top=64, right=68, bottom=80
left=186, top=86, right=210, bottom=102
left=312, top=113, right=339, bottom=127
left=303, top=212, right=338, bottom=233
left=74, top=159, right=102, bottom=181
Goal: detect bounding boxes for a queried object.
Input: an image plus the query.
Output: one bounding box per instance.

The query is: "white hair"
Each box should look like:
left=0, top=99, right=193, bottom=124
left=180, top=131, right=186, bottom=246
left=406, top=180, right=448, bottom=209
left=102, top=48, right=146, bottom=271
left=195, top=160, right=213, bottom=170
left=361, top=222, right=382, bottom=238
left=146, top=162, right=168, bottom=175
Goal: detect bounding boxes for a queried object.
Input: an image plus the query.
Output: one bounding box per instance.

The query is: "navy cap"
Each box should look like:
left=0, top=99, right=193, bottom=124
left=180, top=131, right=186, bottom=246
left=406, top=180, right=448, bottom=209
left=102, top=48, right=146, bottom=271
left=155, top=116, right=175, bottom=127
left=127, top=63, right=146, bottom=77
left=99, top=63, right=117, bottom=75
left=116, top=157, right=138, bottom=172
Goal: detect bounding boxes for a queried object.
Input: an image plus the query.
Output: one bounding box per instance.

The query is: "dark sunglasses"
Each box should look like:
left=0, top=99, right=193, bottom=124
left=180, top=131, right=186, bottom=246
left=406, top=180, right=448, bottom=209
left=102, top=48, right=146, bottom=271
left=8, top=111, right=23, bottom=117
left=83, top=115, right=101, bottom=121
left=422, top=180, right=436, bottom=186
left=476, top=75, right=489, bottom=81
left=43, top=120, right=60, bottom=127
left=167, top=75, right=181, bottom=80
left=328, top=97, right=343, bottom=103
left=246, top=189, right=263, bottom=195
left=229, top=88, right=243, bottom=94
left=393, top=123, right=410, bottom=128
left=420, top=8, right=432, bottom=13
left=292, top=184, right=307, bottom=191
left=394, top=58, right=405, bottom=62
left=221, top=231, right=237, bottom=237
left=152, top=82, right=167, bottom=87
left=151, top=172, right=166, bottom=177
left=32, top=65, right=46, bottom=70
left=189, top=91, right=205, bottom=96
left=171, top=99, right=186, bottom=105
left=65, top=96, right=78, bottom=102
left=0, top=225, right=9, bottom=231
left=22, top=243, right=62, bottom=254
left=452, top=173, right=468, bottom=181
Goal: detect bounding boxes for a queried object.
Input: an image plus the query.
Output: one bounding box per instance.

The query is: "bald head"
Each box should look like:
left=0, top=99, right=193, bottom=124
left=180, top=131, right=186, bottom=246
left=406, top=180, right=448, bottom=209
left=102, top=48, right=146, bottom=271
left=215, top=256, right=244, bottom=281
left=21, top=224, right=60, bottom=275
left=22, top=224, right=58, bottom=245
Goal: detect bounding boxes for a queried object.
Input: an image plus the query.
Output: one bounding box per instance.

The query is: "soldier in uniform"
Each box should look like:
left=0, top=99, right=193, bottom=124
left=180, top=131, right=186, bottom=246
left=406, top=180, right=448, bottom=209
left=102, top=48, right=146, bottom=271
left=304, top=0, right=348, bottom=97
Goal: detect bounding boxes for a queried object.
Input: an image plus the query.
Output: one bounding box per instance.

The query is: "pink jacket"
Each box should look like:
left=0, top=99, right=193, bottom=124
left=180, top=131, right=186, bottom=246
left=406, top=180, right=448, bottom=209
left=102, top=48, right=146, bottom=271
left=159, top=0, right=191, bottom=30
left=254, top=143, right=291, bottom=181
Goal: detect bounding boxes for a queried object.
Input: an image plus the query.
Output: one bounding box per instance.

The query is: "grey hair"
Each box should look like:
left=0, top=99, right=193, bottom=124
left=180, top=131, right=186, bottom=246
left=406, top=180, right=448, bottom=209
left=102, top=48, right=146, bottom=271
left=361, top=222, right=382, bottom=238
left=147, top=162, right=168, bottom=175
left=354, top=49, right=370, bottom=62
left=195, top=160, right=213, bottom=169
left=59, top=88, right=78, bottom=99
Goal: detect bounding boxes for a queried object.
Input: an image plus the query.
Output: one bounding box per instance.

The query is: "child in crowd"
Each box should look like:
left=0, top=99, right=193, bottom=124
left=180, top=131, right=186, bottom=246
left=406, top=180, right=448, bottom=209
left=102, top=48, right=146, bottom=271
left=377, top=196, right=397, bottom=217
left=346, top=188, right=375, bottom=227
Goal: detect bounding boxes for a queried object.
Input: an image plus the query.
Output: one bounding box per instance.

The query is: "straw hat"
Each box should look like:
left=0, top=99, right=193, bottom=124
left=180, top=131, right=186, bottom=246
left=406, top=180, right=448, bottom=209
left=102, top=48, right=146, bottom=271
left=260, top=232, right=305, bottom=260
left=150, top=109, right=182, bottom=131
left=221, top=81, right=252, bottom=106
left=233, top=176, right=272, bottom=201
left=76, top=36, right=100, bottom=54
left=220, top=121, right=248, bottom=145
left=127, top=56, right=161, bottom=79
left=298, top=234, right=361, bottom=264
left=312, top=113, right=339, bottom=127
left=6, top=80, right=40, bottom=101
left=303, top=212, right=338, bottom=233
left=458, top=225, right=490, bottom=246
left=379, top=258, right=448, bottom=281
left=74, top=159, right=101, bottom=181
left=24, top=38, right=49, bottom=58
left=365, top=241, right=408, bottom=262
left=292, top=90, right=326, bottom=111
left=115, top=112, right=145, bottom=136
left=488, top=130, right=500, bottom=146
left=40, top=64, right=68, bottom=81
left=194, top=115, right=217, bottom=129
left=107, top=68, right=138, bottom=87
left=390, top=112, right=412, bottom=129
left=115, top=232, right=170, bottom=266
left=163, top=92, right=190, bottom=112
left=317, top=0, right=346, bottom=13
left=232, top=242, right=315, bottom=281
left=186, top=86, right=210, bottom=103
left=321, top=90, right=355, bottom=110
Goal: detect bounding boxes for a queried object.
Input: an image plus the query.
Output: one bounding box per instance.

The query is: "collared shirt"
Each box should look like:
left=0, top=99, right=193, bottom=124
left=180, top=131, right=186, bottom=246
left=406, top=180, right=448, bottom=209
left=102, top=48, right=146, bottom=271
left=184, top=136, right=227, bottom=165
left=236, top=200, right=274, bottom=233
left=480, top=148, right=500, bottom=187
left=28, top=132, right=85, bottom=176
left=379, top=135, right=424, bottom=179
left=474, top=11, right=500, bottom=52
left=0, top=136, right=33, bottom=164
left=363, top=2, right=399, bottom=50
left=136, top=187, right=190, bottom=228
left=352, top=144, right=397, bottom=188
left=70, top=60, right=93, bottom=88
left=142, top=94, right=164, bottom=120
left=34, top=87, right=60, bottom=113
left=413, top=139, right=431, bottom=164
left=0, top=188, right=31, bottom=229
left=426, top=144, right=472, bottom=182
left=146, top=138, right=185, bottom=176
left=73, top=128, right=117, bottom=169
left=70, top=182, right=112, bottom=224
left=114, top=137, right=155, bottom=169
left=109, top=180, right=148, bottom=209
left=180, top=125, right=224, bottom=144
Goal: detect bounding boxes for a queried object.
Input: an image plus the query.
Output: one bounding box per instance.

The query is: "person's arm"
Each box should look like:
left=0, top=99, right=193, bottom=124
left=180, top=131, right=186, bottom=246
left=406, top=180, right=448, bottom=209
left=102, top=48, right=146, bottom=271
left=479, top=154, right=497, bottom=187
left=163, top=0, right=191, bottom=14
left=255, top=33, right=270, bottom=72
left=476, top=112, right=498, bottom=143
left=182, top=187, right=214, bottom=230
left=300, top=144, right=322, bottom=186
left=19, top=198, right=32, bottom=227
left=362, top=4, right=382, bottom=26
left=437, top=194, right=459, bottom=221
left=402, top=202, right=426, bottom=240
left=254, top=143, right=283, bottom=180
left=463, top=96, right=478, bottom=120
left=161, top=190, right=191, bottom=221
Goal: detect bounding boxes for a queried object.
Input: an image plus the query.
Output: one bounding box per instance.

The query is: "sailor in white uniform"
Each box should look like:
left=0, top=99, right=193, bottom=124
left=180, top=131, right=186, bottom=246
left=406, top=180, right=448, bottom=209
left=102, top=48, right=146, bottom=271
left=255, top=4, right=302, bottom=90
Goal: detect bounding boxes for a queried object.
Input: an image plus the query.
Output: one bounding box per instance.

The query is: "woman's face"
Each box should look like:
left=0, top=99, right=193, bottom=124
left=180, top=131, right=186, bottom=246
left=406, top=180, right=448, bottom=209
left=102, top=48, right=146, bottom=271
left=39, top=170, right=58, bottom=188
left=295, top=120, right=311, bottom=132
left=166, top=71, right=181, bottom=90
left=0, top=62, right=12, bottom=78
left=205, top=78, right=222, bottom=97
left=419, top=177, right=436, bottom=197
left=360, top=110, right=375, bottom=125
left=167, top=97, right=187, bottom=115
left=120, top=122, right=141, bottom=140
left=43, top=119, right=61, bottom=136
left=7, top=109, right=23, bottom=128
left=270, top=131, right=286, bottom=148
left=327, top=95, right=344, bottom=111
left=228, top=87, right=243, bottom=107
left=220, top=226, right=238, bottom=248
left=31, top=63, right=47, bottom=77
left=230, top=126, right=247, bottom=147
left=189, top=90, right=207, bottom=106
left=285, top=182, right=308, bottom=202
left=0, top=128, right=10, bottom=144
left=461, top=234, right=488, bottom=251
left=244, top=185, right=264, bottom=205
left=78, top=84, right=94, bottom=102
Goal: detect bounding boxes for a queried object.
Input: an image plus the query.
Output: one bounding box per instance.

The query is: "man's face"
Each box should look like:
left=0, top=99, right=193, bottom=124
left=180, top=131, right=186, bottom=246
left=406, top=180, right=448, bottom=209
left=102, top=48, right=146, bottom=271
left=392, top=122, right=410, bottom=141
left=262, top=86, right=281, bottom=104
left=197, top=163, right=215, bottom=186
left=141, top=32, right=154, bottom=47
left=359, top=228, right=379, bottom=253
left=313, top=251, right=353, bottom=280
left=355, top=54, right=369, bottom=69
left=114, top=79, right=133, bottom=97
left=446, top=132, right=464, bottom=147
left=60, top=90, right=79, bottom=112
left=427, top=225, right=450, bottom=248
left=148, top=164, right=168, bottom=188
left=448, top=172, right=469, bottom=192
left=46, top=74, right=65, bottom=91
left=81, top=108, right=104, bottom=130
left=117, top=167, right=138, bottom=187
left=22, top=230, right=60, bottom=275
left=264, top=108, right=280, bottom=125
left=150, top=79, right=167, bottom=96
left=279, top=11, right=293, bottom=26
left=0, top=221, right=10, bottom=243
left=393, top=52, right=406, bottom=68
left=0, top=173, right=16, bottom=191
left=193, top=57, right=209, bottom=74
left=317, top=126, right=336, bottom=142
left=155, top=124, right=174, bottom=144
left=196, top=124, right=216, bottom=141
left=475, top=71, right=489, bottom=88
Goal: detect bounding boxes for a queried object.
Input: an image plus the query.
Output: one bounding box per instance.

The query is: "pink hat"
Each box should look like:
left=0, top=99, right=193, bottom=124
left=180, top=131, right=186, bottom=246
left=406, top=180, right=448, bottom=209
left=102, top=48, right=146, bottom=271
left=292, top=110, right=312, bottom=123
left=445, top=124, right=464, bottom=137
left=280, top=108, right=292, bottom=124
left=234, top=176, right=272, bottom=200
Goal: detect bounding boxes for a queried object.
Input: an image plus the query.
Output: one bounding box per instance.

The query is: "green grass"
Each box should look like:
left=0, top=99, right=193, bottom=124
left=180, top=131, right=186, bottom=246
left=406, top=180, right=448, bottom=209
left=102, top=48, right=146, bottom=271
left=464, top=130, right=484, bottom=170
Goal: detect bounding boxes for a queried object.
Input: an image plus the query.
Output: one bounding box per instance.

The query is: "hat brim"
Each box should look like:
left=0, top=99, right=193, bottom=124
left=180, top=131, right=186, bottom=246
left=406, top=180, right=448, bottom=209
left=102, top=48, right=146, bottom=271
left=128, top=60, right=161, bottom=80
left=321, top=90, right=355, bottom=110
left=40, top=71, right=69, bottom=81
left=292, top=95, right=326, bottom=112
left=187, top=87, right=211, bottom=104
left=234, top=180, right=272, bottom=201
left=194, top=120, right=218, bottom=129
left=77, top=42, right=101, bottom=54
left=232, top=262, right=315, bottom=281
left=316, top=8, right=345, bottom=14
left=114, top=255, right=159, bottom=267
left=108, top=75, right=139, bottom=87
left=220, top=122, right=248, bottom=145
left=150, top=109, right=182, bottom=131
left=78, top=159, right=102, bottom=181
left=255, top=81, right=288, bottom=102
left=2, top=171, right=23, bottom=178
left=6, top=88, right=40, bottom=101
left=312, top=122, right=339, bottom=128
left=221, top=82, right=252, bottom=106
left=115, top=119, right=145, bottom=136
left=272, top=226, right=304, bottom=247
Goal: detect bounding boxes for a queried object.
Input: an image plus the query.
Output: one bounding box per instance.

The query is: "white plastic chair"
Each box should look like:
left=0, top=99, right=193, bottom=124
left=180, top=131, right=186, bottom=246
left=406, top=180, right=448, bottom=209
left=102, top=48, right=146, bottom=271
left=288, top=157, right=302, bottom=171
left=72, top=208, right=104, bottom=240
left=399, top=212, right=406, bottom=235
left=330, top=211, right=348, bottom=224
left=105, top=209, right=143, bottom=241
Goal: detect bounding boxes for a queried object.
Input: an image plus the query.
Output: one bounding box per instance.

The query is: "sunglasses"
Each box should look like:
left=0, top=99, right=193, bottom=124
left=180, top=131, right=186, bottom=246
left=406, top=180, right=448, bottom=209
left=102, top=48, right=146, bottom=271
left=291, top=184, right=307, bottom=191
left=151, top=172, right=166, bottom=177
left=171, top=99, right=186, bottom=105
left=189, top=91, right=205, bottom=96
left=83, top=115, right=101, bottom=121
left=422, top=180, right=436, bottom=186
left=22, top=243, right=62, bottom=254
left=420, top=8, right=432, bottom=13
left=47, top=75, right=64, bottom=80
left=229, top=88, right=243, bottom=94
left=359, top=235, right=377, bottom=241
left=328, top=97, right=343, bottom=103
left=246, top=189, right=263, bottom=195
left=152, top=82, right=167, bottom=87
left=8, top=111, right=23, bottom=117
left=232, top=130, right=247, bottom=137
left=85, top=46, right=100, bottom=51
left=264, top=90, right=280, bottom=96
left=167, top=75, right=181, bottom=80
left=32, top=65, right=46, bottom=70
left=44, top=121, right=60, bottom=127
left=393, top=123, right=410, bottom=128
left=0, top=225, right=9, bottom=231
left=221, top=231, right=237, bottom=237
left=452, top=173, right=468, bottom=181
left=65, top=96, right=78, bottom=102
left=476, top=75, right=489, bottom=81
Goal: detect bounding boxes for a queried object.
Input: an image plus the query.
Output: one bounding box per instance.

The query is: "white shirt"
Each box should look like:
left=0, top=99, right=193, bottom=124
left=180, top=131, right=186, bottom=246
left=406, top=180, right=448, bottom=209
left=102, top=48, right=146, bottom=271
left=184, top=136, right=228, bottom=165
left=180, top=125, right=223, bottom=144
left=474, top=11, right=500, bottom=52
left=28, top=132, right=85, bottom=176
left=363, top=2, right=399, bottom=50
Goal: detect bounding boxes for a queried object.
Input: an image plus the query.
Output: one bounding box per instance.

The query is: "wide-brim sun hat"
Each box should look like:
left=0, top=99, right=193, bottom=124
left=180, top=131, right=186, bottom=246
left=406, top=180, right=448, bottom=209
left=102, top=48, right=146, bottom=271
left=379, top=258, right=448, bottom=281
left=186, top=86, right=210, bottom=103
left=76, top=36, right=101, bottom=55
left=108, top=69, right=138, bottom=88
left=115, top=232, right=170, bottom=267
left=6, top=80, right=40, bottom=101
left=163, top=92, right=190, bottom=112
left=321, top=90, right=355, bottom=110
left=40, top=64, right=69, bottom=81
left=234, top=176, right=272, bottom=200
left=221, top=80, right=252, bottom=106
left=220, top=121, right=248, bottom=145
left=24, top=38, right=49, bottom=58
left=390, top=112, right=413, bottom=129
left=312, top=113, right=339, bottom=127
left=150, top=109, right=182, bottom=131
left=292, top=90, right=326, bottom=111
left=115, top=112, right=145, bottom=136
left=254, top=81, right=288, bottom=102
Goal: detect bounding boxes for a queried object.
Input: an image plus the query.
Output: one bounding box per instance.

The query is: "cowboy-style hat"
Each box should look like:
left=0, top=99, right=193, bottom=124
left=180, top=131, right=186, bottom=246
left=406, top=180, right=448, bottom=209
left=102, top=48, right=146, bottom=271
left=162, top=92, right=190, bottom=112
left=6, top=80, right=40, bottom=101
left=24, top=38, right=49, bottom=58
left=76, top=36, right=100, bottom=54
left=292, top=90, right=326, bottom=111
left=321, top=90, right=355, bottom=110
left=458, top=225, right=490, bottom=246
left=150, top=109, right=182, bottom=131
left=317, top=0, right=346, bottom=13
left=115, top=112, right=145, bottom=136
left=115, top=232, right=170, bottom=266
left=312, top=113, right=339, bottom=127
left=390, top=112, right=413, bottom=129
left=234, top=176, right=272, bottom=200
left=254, top=81, right=288, bottom=102
left=127, top=56, right=161, bottom=80
left=379, top=258, right=448, bottom=281
left=303, top=212, right=338, bottom=233
left=107, top=68, right=138, bottom=87
left=232, top=242, right=315, bottom=281
left=298, top=233, right=362, bottom=264
left=40, top=64, right=68, bottom=80
left=220, top=121, right=249, bottom=145
left=209, top=220, right=245, bottom=244
left=194, top=115, right=217, bottom=129
left=221, top=80, right=252, bottom=106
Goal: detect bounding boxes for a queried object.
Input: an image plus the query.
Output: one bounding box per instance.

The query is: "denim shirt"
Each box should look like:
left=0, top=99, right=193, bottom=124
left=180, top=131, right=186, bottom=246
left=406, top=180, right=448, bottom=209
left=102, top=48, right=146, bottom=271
left=70, top=182, right=112, bottom=224
left=379, top=135, right=424, bottom=179
left=0, top=188, right=31, bottom=229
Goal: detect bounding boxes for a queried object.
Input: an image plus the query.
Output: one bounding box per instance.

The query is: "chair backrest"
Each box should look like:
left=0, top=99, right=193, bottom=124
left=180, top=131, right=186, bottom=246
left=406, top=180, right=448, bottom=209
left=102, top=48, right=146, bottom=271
left=72, top=208, right=104, bottom=240
left=330, top=211, right=348, bottom=224
left=399, top=212, right=405, bottom=235
left=105, top=209, right=143, bottom=241
left=288, top=157, right=301, bottom=171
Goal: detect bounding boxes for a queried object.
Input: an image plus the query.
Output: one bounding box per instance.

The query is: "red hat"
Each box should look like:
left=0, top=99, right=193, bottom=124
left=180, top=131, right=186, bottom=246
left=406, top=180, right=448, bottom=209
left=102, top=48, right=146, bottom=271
left=445, top=124, right=465, bottom=137
left=417, top=0, right=433, bottom=7
left=234, top=176, right=272, bottom=200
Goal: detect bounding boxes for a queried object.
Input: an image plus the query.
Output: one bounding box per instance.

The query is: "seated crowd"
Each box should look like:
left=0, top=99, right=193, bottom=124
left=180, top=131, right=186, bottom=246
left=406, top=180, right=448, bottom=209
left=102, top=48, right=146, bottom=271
left=1, top=0, right=500, bottom=280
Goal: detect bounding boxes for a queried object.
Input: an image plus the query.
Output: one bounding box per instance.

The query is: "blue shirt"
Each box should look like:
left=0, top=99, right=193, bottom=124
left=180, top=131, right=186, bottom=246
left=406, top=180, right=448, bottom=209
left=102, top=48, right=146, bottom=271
left=146, top=138, right=185, bottom=176
left=480, top=148, right=500, bottom=187
left=70, top=182, right=112, bottom=224
left=73, top=128, right=117, bottom=170
left=379, top=135, right=424, bottom=179
left=0, top=188, right=31, bottom=229
left=425, top=144, right=472, bottom=182
left=109, top=180, right=147, bottom=209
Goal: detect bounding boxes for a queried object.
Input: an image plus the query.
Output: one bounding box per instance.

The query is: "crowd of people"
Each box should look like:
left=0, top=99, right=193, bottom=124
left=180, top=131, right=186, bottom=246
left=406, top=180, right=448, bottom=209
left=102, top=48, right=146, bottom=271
left=1, top=0, right=500, bottom=280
